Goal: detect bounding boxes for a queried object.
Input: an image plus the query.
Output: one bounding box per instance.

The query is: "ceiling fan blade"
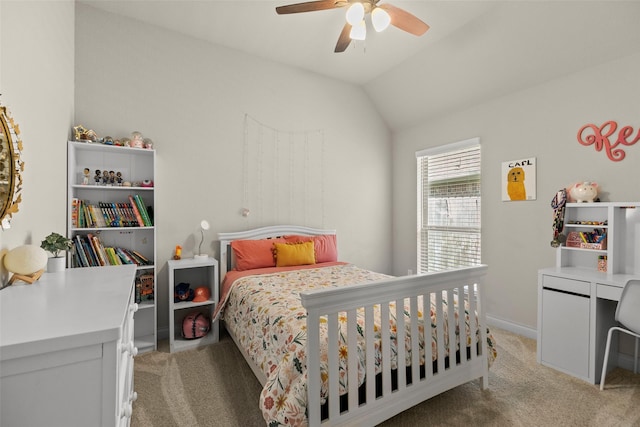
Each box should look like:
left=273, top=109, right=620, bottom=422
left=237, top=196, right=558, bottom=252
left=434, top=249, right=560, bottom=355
left=334, top=23, right=352, bottom=52
left=379, top=3, right=429, bottom=36
left=276, top=0, right=341, bottom=14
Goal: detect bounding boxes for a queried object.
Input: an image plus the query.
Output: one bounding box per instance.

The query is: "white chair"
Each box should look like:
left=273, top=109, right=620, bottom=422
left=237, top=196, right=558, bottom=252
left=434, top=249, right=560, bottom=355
left=600, top=279, right=640, bottom=390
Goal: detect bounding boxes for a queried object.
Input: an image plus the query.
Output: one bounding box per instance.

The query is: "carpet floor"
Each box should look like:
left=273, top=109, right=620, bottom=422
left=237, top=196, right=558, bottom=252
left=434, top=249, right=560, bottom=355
left=132, top=327, right=640, bottom=427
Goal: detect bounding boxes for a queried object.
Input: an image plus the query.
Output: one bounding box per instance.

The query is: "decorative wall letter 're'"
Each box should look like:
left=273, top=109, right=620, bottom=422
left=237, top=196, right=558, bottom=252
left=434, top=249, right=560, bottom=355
left=577, top=121, right=640, bottom=162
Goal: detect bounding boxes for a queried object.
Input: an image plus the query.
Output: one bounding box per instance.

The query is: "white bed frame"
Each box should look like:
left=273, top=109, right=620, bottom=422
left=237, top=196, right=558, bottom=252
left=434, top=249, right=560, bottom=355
left=218, top=225, right=489, bottom=427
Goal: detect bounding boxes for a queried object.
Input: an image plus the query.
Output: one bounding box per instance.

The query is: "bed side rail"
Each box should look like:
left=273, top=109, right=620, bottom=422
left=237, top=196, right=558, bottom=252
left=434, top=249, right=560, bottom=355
left=301, top=264, right=488, bottom=427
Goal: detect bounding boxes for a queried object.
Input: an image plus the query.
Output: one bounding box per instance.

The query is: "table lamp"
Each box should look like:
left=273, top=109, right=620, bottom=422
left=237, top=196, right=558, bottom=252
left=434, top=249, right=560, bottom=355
left=194, top=220, right=210, bottom=260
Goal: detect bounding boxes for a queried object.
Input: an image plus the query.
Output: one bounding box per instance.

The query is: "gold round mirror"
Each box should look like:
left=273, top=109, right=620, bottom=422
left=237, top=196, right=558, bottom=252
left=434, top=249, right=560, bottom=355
left=0, top=103, right=24, bottom=229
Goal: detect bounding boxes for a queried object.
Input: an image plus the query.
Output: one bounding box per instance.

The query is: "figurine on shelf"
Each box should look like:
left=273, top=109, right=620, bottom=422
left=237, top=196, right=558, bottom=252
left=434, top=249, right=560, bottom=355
left=143, top=138, right=153, bottom=149
left=73, top=125, right=99, bottom=142
left=102, top=170, right=109, bottom=185
left=116, top=171, right=123, bottom=185
left=94, top=169, right=102, bottom=185
left=73, top=125, right=87, bottom=141
left=131, top=131, right=144, bottom=149
left=82, top=168, right=90, bottom=185
left=174, top=245, right=182, bottom=260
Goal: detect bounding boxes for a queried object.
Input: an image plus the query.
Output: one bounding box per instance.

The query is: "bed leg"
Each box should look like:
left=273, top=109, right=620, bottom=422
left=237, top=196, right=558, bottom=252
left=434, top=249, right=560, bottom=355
left=481, top=373, right=489, bottom=390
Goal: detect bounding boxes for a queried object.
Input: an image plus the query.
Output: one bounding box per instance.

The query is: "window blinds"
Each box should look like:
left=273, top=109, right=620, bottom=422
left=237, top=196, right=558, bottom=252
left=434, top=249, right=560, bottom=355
left=417, top=141, right=481, bottom=273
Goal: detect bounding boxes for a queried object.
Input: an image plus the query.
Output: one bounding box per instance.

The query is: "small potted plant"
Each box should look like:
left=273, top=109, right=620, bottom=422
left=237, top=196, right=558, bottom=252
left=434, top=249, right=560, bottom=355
left=41, top=232, right=73, bottom=272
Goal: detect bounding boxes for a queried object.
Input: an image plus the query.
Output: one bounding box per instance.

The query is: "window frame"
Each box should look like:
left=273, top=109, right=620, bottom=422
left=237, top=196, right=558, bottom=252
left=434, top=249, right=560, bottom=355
left=416, top=138, right=481, bottom=273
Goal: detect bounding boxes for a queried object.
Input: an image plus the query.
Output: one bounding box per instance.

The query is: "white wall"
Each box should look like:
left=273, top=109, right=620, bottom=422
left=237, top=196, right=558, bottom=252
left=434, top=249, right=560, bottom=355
left=0, top=1, right=75, bottom=281
left=74, top=4, right=392, bottom=333
left=392, top=52, right=640, bottom=332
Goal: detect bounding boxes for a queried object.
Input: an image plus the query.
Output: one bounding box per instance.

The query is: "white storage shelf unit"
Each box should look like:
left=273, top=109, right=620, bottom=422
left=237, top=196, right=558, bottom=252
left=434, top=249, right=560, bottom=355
left=556, top=202, right=640, bottom=275
left=538, top=202, right=640, bottom=384
left=67, top=140, right=157, bottom=354
left=168, top=258, right=219, bottom=352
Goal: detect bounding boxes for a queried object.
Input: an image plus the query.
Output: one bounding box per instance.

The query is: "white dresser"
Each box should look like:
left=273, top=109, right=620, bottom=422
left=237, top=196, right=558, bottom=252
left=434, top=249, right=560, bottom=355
left=0, top=265, right=138, bottom=427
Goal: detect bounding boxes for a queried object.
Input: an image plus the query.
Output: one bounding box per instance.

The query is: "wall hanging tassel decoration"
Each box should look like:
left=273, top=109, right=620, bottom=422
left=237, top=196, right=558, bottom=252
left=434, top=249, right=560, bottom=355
left=550, top=188, right=567, bottom=247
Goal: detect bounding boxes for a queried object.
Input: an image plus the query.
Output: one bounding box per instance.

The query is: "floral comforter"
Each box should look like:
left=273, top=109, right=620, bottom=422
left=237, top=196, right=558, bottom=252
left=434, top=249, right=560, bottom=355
left=217, top=263, right=497, bottom=427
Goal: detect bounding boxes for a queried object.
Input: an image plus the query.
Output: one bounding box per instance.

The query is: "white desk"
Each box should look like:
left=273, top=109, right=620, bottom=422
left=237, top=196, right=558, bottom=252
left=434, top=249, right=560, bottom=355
left=537, top=267, right=638, bottom=384
left=0, top=265, right=137, bottom=427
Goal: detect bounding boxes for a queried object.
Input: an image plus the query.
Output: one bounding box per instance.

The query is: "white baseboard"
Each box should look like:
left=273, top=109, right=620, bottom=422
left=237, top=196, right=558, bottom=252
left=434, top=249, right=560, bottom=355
left=487, top=315, right=537, bottom=340
left=617, top=352, right=640, bottom=373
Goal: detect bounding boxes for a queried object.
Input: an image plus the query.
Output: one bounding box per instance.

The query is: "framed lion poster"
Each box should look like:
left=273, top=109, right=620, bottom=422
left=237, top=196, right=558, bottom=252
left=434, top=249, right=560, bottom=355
left=502, top=157, right=536, bottom=201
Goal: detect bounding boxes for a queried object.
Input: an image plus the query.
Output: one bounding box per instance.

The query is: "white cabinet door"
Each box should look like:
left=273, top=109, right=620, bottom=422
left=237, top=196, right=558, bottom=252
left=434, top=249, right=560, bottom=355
left=540, top=287, right=590, bottom=379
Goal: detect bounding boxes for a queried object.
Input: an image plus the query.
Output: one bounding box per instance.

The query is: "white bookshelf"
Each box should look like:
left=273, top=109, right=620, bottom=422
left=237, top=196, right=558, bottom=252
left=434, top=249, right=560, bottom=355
left=67, top=140, right=157, bottom=354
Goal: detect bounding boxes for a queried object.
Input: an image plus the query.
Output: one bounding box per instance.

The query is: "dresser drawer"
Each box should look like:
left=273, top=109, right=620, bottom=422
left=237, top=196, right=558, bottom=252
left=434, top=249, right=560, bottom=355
left=542, top=275, right=590, bottom=296
left=117, top=288, right=137, bottom=426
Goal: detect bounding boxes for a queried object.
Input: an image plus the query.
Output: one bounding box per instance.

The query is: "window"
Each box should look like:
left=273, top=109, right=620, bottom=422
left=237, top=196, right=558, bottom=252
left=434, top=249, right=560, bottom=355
left=416, top=138, right=481, bottom=273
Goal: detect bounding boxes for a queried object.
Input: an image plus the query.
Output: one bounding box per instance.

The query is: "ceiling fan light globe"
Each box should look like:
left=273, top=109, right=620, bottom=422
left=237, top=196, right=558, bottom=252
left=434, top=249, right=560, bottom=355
left=349, top=19, right=366, bottom=40
left=371, top=7, right=391, bottom=32
left=345, top=2, right=365, bottom=25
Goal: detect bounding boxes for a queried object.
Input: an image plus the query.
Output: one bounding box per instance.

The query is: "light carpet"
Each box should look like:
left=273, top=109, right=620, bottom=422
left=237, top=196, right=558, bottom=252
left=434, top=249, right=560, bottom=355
left=132, top=328, right=640, bottom=426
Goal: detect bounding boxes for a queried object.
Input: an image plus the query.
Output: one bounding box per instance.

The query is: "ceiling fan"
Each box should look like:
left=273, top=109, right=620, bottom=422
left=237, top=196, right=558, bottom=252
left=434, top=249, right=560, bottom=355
left=276, top=0, right=429, bottom=53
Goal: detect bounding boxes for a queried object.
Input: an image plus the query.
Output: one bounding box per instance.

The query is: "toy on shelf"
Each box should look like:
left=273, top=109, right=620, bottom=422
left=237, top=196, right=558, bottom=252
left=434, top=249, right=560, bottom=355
left=181, top=312, right=210, bottom=339
left=568, top=181, right=599, bottom=203
left=565, top=230, right=607, bottom=250
left=174, top=282, right=194, bottom=303
left=136, top=274, right=154, bottom=301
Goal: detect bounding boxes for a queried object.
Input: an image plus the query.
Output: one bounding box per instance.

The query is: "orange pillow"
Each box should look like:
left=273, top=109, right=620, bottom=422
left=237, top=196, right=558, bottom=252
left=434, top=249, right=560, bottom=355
left=284, top=234, right=337, bottom=263
left=231, top=238, right=285, bottom=271
left=274, top=241, right=316, bottom=267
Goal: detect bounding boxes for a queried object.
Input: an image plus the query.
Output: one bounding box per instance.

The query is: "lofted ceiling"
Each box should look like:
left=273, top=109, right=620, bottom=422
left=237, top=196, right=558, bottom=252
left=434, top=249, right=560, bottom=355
left=80, top=1, right=640, bottom=130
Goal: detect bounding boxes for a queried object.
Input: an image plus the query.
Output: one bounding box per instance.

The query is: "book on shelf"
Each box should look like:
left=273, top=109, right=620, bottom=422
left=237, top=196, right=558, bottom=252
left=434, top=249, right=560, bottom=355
left=73, top=235, right=90, bottom=267
left=129, top=249, right=151, bottom=265
left=73, top=199, right=147, bottom=228
left=82, top=201, right=95, bottom=228
left=88, top=233, right=107, bottom=266
left=115, top=247, right=135, bottom=265
left=71, top=233, right=153, bottom=268
left=133, top=194, right=153, bottom=226
left=104, top=247, right=122, bottom=265
left=71, top=198, right=79, bottom=228
left=84, top=237, right=99, bottom=266
left=128, top=195, right=145, bottom=227
left=91, top=204, right=107, bottom=228
left=77, top=200, right=85, bottom=228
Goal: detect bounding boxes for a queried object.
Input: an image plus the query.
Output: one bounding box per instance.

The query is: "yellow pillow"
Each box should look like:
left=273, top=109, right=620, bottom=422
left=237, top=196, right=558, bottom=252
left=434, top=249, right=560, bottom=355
left=274, top=241, right=316, bottom=267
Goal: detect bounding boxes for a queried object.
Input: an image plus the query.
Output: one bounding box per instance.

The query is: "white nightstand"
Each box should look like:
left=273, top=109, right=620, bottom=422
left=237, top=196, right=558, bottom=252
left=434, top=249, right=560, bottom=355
left=167, top=257, right=219, bottom=352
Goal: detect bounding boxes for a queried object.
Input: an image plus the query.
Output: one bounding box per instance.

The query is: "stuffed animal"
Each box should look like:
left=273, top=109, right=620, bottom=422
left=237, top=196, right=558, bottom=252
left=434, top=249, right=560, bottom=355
left=174, top=282, right=195, bottom=303
left=569, top=181, right=599, bottom=203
